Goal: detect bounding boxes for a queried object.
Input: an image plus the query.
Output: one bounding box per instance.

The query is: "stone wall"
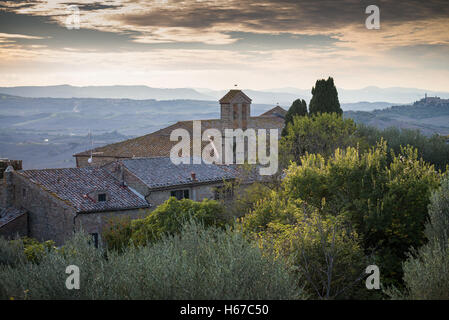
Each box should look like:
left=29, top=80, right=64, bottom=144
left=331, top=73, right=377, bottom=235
left=11, top=173, right=76, bottom=245
left=76, top=208, right=149, bottom=245
left=147, top=182, right=223, bottom=208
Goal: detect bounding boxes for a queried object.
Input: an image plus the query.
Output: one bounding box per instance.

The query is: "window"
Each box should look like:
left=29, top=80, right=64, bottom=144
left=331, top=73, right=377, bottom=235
left=90, top=233, right=99, bottom=248
left=214, top=186, right=234, bottom=201
left=22, top=188, right=26, bottom=198
left=170, top=189, right=190, bottom=200
left=98, top=193, right=107, bottom=202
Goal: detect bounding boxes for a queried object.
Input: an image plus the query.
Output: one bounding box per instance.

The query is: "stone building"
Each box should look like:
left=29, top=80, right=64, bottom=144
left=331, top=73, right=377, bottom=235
left=74, top=90, right=286, bottom=167
left=2, top=166, right=150, bottom=245
left=0, top=157, right=244, bottom=244
left=0, top=160, right=27, bottom=239
left=103, top=157, right=239, bottom=208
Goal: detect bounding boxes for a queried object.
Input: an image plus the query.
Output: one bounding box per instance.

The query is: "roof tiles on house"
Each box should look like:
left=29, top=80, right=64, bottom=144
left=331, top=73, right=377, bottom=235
left=0, top=207, right=26, bottom=228
left=120, top=157, right=237, bottom=189
left=260, top=106, right=288, bottom=118
left=18, top=167, right=150, bottom=213
left=74, top=119, right=222, bottom=158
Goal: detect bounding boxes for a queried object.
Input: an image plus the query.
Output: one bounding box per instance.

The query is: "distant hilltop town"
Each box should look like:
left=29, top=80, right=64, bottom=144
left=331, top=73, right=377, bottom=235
left=415, top=94, right=449, bottom=106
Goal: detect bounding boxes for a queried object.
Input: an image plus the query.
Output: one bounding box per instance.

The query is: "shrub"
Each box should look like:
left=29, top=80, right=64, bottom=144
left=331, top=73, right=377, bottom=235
left=386, top=175, right=449, bottom=299
left=0, top=221, right=302, bottom=300
left=280, top=113, right=359, bottom=167
left=130, top=197, right=229, bottom=246
left=243, top=194, right=369, bottom=299
left=356, top=124, right=449, bottom=171
left=102, top=197, right=229, bottom=249
left=102, top=216, right=133, bottom=252
left=0, top=237, right=26, bottom=267
left=252, top=141, right=441, bottom=286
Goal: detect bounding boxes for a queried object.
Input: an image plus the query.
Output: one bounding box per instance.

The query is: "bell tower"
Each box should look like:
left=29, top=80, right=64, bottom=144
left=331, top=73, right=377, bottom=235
left=219, top=89, right=252, bottom=130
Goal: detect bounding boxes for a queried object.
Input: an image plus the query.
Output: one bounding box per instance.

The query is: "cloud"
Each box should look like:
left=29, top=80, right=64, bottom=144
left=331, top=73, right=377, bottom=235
left=2, top=0, right=448, bottom=47
left=0, top=32, right=46, bottom=45
left=0, top=0, right=449, bottom=90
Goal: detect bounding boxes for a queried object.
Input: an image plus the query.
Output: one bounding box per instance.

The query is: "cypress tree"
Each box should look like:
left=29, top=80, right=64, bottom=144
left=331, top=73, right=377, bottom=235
left=309, top=77, right=342, bottom=115
left=282, top=99, right=308, bottom=136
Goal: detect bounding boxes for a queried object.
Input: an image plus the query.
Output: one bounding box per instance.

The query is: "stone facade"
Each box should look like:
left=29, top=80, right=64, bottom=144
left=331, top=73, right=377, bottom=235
left=146, top=182, right=225, bottom=208
left=104, top=159, right=233, bottom=208
left=75, top=208, right=148, bottom=240
left=6, top=170, right=150, bottom=245
left=9, top=172, right=78, bottom=244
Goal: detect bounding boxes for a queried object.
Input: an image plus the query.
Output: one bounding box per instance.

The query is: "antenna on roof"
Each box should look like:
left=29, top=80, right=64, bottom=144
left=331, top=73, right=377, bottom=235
left=88, top=129, right=93, bottom=164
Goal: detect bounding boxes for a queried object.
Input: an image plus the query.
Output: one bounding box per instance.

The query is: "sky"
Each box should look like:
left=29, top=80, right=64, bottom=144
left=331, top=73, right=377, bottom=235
left=0, top=0, right=448, bottom=91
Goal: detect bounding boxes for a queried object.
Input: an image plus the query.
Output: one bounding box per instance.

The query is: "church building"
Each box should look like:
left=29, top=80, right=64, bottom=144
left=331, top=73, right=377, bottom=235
left=73, top=90, right=287, bottom=167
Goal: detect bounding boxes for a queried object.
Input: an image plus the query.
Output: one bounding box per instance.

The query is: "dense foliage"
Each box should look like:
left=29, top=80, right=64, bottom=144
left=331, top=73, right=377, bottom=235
left=282, top=99, right=308, bottom=136
left=386, top=175, right=449, bottom=299
left=280, top=113, right=359, bottom=166
left=241, top=194, right=369, bottom=299
left=103, top=197, right=228, bottom=250
left=309, top=77, right=342, bottom=115
left=279, top=142, right=441, bottom=286
left=0, top=221, right=302, bottom=300
left=356, top=124, right=449, bottom=171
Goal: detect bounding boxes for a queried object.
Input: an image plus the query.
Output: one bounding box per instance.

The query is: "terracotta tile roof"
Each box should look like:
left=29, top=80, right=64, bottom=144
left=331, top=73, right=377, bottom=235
left=75, top=116, right=284, bottom=160
left=260, top=106, right=288, bottom=118
left=74, top=119, right=223, bottom=158
left=120, top=157, right=237, bottom=189
left=18, top=168, right=150, bottom=213
left=219, top=90, right=252, bottom=103
left=0, top=207, right=26, bottom=229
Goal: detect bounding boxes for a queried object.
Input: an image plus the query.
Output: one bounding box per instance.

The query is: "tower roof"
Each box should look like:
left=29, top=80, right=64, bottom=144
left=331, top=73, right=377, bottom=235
left=219, top=90, right=252, bottom=104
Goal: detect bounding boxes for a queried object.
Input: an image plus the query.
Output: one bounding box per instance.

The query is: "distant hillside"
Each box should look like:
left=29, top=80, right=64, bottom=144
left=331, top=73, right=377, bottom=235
left=340, top=101, right=396, bottom=111
left=197, top=86, right=449, bottom=104
left=0, top=85, right=214, bottom=101
left=345, top=97, right=449, bottom=135
left=0, top=94, right=275, bottom=136
left=2, top=85, right=449, bottom=105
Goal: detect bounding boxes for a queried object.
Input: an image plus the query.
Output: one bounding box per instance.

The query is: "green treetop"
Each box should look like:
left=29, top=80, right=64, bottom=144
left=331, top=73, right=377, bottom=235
left=282, top=99, right=308, bottom=136
left=309, top=77, right=342, bottom=115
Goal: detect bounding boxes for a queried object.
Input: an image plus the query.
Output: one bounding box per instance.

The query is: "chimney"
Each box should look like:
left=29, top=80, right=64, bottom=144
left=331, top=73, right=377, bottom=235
left=191, top=172, right=197, bottom=181
left=4, top=165, right=15, bottom=207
